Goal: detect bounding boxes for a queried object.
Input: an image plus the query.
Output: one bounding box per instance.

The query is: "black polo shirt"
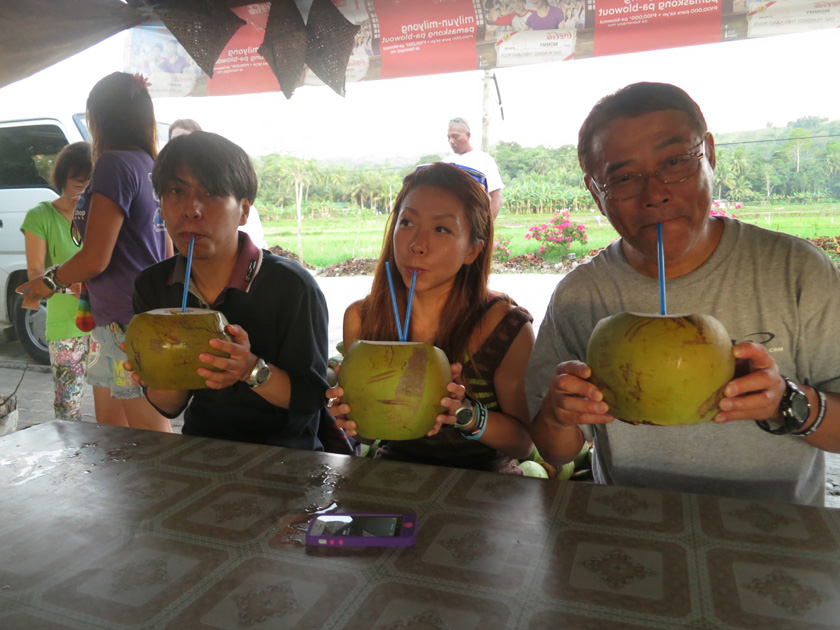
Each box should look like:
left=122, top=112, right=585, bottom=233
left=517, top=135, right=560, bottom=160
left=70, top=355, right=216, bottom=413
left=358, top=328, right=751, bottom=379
left=133, top=234, right=329, bottom=450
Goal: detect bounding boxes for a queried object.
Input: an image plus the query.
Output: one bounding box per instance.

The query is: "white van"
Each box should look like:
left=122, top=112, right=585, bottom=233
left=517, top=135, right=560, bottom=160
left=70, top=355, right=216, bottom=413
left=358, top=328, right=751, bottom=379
left=0, top=113, right=90, bottom=363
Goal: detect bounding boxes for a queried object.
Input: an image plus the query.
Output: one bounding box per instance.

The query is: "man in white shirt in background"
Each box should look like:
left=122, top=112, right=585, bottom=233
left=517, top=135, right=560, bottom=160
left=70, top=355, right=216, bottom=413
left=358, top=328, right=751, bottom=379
left=445, top=117, right=504, bottom=219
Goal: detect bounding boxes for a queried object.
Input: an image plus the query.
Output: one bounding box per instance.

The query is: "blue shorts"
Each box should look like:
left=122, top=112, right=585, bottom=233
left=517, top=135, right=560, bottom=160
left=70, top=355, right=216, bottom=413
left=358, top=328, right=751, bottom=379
left=87, top=323, right=144, bottom=399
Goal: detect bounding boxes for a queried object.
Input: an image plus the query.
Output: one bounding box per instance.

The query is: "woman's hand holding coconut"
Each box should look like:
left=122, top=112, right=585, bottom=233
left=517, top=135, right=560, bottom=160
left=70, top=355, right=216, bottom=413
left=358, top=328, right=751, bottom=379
left=327, top=361, right=469, bottom=439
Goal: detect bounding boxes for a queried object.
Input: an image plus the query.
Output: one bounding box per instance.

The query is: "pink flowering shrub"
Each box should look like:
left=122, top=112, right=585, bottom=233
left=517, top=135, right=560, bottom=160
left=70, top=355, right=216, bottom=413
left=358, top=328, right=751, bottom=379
left=525, top=211, right=588, bottom=255
left=710, top=207, right=737, bottom=218
left=493, top=238, right=512, bottom=261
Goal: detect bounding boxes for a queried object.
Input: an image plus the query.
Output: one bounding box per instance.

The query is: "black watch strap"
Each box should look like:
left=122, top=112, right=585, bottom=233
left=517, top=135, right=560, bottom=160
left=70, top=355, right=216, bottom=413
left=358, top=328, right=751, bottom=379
left=43, top=265, right=70, bottom=292
left=756, top=377, right=810, bottom=435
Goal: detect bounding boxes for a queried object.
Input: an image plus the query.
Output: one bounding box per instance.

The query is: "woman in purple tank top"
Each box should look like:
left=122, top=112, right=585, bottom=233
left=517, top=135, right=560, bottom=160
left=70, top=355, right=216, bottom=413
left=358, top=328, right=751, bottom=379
left=18, top=73, right=173, bottom=432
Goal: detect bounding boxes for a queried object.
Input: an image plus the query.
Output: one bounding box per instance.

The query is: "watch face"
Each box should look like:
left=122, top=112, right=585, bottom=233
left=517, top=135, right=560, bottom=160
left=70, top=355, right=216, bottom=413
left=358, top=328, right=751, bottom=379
left=247, top=359, right=271, bottom=387
left=42, top=271, right=57, bottom=291
left=454, top=406, right=474, bottom=428
left=255, top=365, right=270, bottom=385
left=790, top=391, right=810, bottom=424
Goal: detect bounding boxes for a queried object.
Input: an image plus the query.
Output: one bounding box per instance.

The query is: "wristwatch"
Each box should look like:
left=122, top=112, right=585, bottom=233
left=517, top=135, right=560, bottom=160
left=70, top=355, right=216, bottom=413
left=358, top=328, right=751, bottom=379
left=42, top=265, right=70, bottom=293
left=454, top=396, right=476, bottom=430
left=756, top=377, right=810, bottom=435
left=244, top=357, right=271, bottom=388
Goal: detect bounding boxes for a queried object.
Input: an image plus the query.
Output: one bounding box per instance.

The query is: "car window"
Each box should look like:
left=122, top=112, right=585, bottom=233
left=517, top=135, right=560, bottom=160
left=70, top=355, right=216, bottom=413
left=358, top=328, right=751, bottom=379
left=0, top=124, right=67, bottom=190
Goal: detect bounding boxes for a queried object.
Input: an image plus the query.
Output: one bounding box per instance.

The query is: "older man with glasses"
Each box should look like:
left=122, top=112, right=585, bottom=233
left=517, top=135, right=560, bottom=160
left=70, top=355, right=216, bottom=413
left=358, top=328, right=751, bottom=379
left=525, top=82, right=840, bottom=506
left=445, top=117, right=505, bottom=219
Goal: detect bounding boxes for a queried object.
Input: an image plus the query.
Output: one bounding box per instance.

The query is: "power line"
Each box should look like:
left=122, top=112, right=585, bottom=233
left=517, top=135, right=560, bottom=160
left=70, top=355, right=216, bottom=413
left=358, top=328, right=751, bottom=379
left=717, top=134, right=840, bottom=146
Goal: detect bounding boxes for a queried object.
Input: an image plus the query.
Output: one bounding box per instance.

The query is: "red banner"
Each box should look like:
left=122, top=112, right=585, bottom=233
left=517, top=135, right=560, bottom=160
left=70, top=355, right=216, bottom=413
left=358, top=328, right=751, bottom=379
left=594, top=0, right=722, bottom=56
left=371, top=0, right=480, bottom=78
left=207, top=4, right=278, bottom=97
left=125, top=1, right=840, bottom=98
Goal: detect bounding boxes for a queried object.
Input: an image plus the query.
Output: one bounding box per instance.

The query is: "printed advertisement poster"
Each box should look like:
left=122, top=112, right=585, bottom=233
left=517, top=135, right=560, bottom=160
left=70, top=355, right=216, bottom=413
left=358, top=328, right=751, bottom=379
left=746, top=0, right=840, bottom=37
left=207, top=3, right=277, bottom=97
left=496, top=28, right=576, bottom=66
left=370, top=0, right=481, bottom=78
left=593, top=0, right=723, bottom=57
left=124, top=26, right=206, bottom=98
left=126, top=2, right=375, bottom=97
left=124, top=0, right=835, bottom=98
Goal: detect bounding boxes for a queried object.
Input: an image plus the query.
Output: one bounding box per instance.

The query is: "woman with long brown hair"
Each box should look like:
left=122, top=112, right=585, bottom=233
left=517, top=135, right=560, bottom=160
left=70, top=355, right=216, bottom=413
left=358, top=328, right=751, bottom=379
left=18, top=72, right=172, bottom=431
left=328, top=162, right=534, bottom=471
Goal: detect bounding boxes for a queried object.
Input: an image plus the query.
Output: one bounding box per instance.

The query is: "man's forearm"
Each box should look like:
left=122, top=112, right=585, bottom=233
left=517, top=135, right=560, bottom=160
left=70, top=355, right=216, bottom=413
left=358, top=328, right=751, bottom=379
left=250, top=361, right=292, bottom=408
left=530, top=407, right=586, bottom=466
left=145, top=389, right=190, bottom=417
left=802, top=389, right=840, bottom=453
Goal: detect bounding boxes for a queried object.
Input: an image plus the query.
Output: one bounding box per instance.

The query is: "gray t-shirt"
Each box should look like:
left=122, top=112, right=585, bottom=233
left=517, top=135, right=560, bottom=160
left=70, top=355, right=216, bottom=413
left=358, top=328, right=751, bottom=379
left=526, top=217, right=840, bottom=505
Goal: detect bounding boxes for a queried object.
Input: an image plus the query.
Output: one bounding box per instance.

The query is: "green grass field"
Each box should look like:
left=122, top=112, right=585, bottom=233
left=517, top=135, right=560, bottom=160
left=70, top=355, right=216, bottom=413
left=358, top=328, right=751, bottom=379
left=262, top=203, right=840, bottom=268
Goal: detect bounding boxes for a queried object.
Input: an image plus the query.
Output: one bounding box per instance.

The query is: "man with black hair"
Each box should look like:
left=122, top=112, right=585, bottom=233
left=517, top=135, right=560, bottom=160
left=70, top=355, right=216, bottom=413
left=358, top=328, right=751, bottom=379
left=133, top=131, right=345, bottom=451
left=526, top=82, right=840, bottom=505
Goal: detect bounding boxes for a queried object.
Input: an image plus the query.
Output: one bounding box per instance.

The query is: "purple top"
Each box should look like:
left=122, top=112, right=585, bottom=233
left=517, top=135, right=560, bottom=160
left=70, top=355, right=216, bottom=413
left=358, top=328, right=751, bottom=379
left=525, top=6, right=565, bottom=30
left=74, top=150, right=168, bottom=326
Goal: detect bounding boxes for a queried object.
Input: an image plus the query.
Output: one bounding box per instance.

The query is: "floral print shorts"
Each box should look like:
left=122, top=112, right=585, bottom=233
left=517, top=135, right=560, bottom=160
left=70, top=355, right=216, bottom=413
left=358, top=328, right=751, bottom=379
left=48, top=335, right=90, bottom=421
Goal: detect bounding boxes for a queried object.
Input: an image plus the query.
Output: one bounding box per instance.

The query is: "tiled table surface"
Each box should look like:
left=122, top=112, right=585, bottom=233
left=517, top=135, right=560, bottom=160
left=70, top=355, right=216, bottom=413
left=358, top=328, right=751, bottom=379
left=0, top=420, right=838, bottom=629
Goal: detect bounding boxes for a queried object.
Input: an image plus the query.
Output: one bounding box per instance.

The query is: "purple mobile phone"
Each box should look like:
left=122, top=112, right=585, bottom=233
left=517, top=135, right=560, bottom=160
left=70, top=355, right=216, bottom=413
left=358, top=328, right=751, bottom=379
left=305, top=512, right=417, bottom=547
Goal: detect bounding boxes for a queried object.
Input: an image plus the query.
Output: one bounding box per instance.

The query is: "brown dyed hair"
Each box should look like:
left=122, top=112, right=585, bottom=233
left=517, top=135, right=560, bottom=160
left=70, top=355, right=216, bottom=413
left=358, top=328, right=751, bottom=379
left=86, top=72, right=158, bottom=163
left=578, top=82, right=708, bottom=176
left=359, top=162, right=494, bottom=364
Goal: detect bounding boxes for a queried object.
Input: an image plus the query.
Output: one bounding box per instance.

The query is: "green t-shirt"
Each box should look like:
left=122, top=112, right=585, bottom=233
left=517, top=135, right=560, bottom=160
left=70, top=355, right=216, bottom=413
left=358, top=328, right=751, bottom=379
left=20, top=200, right=88, bottom=341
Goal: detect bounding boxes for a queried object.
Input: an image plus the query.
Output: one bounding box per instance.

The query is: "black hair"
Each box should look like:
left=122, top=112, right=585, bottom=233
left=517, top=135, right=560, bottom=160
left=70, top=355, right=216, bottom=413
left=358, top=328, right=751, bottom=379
left=152, top=131, right=257, bottom=202
left=52, top=142, right=92, bottom=192
left=578, top=82, right=708, bottom=176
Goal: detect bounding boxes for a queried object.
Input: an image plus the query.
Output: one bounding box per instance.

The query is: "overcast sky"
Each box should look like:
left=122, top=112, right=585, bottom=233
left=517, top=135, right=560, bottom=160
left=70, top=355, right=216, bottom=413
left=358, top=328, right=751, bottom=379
left=1, top=27, right=838, bottom=162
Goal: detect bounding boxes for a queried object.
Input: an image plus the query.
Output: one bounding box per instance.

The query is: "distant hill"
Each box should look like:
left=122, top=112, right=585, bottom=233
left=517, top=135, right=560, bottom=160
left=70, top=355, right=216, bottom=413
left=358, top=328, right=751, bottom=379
left=715, top=116, right=840, bottom=157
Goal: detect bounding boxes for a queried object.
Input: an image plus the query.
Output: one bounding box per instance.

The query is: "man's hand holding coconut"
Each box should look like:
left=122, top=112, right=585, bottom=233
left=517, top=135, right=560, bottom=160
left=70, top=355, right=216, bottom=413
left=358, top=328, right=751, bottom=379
left=526, top=82, right=840, bottom=505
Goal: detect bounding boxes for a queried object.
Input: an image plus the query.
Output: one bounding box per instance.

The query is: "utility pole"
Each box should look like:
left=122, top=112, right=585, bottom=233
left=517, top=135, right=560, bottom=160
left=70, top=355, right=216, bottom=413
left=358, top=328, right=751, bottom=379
left=481, top=69, right=492, bottom=153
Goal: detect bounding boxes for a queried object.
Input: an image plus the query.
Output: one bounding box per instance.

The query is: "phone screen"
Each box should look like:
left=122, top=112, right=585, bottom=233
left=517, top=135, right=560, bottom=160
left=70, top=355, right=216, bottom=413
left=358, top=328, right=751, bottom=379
left=311, top=514, right=402, bottom=538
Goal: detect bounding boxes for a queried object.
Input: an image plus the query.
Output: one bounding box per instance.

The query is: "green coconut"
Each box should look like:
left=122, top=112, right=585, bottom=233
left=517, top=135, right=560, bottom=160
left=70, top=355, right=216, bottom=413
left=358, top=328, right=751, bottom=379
left=338, top=340, right=450, bottom=441
left=586, top=312, right=735, bottom=426
left=518, top=460, right=550, bottom=479
left=125, top=308, right=231, bottom=390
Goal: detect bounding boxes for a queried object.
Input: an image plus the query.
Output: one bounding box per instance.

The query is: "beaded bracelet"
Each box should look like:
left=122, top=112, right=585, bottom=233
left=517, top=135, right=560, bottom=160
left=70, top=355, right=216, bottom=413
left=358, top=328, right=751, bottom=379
left=460, top=399, right=488, bottom=441
left=794, top=389, right=827, bottom=437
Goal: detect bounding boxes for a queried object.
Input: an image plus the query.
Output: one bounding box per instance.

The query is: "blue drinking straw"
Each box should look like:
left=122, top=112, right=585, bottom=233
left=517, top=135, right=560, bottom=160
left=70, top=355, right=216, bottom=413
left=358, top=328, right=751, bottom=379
left=657, top=223, right=667, bottom=315
left=384, top=262, right=417, bottom=342
left=404, top=269, right=417, bottom=340
left=181, top=236, right=195, bottom=313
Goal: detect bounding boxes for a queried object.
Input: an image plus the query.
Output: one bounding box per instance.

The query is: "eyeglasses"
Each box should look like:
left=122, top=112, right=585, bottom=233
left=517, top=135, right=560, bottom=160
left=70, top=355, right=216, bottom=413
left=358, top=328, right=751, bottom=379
left=416, top=162, right=489, bottom=193
left=591, top=138, right=707, bottom=201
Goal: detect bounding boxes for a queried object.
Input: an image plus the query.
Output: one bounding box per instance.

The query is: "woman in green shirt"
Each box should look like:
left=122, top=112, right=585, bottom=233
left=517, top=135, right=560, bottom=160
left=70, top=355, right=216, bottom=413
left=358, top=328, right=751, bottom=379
left=21, top=142, right=92, bottom=420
